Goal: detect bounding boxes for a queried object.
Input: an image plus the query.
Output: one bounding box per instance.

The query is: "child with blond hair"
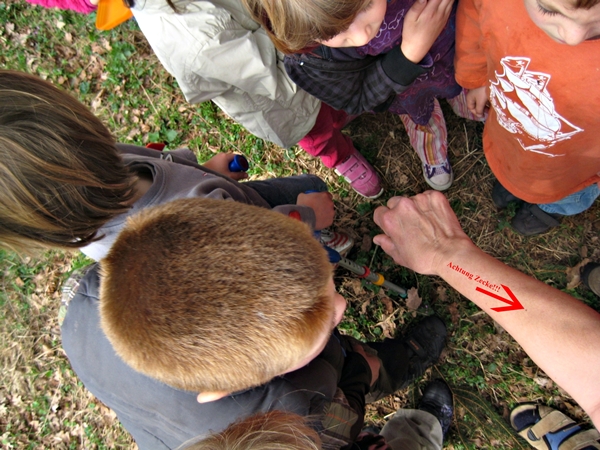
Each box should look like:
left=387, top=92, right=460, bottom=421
left=243, top=0, right=483, bottom=192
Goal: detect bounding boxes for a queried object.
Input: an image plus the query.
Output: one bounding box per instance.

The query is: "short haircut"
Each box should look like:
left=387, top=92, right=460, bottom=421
left=241, top=0, right=370, bottom=54
left=179, top=411, right=322, bottom=450
left=100, top=198, right=334, bottom=394
left=0, top=70, right=136, bottom=252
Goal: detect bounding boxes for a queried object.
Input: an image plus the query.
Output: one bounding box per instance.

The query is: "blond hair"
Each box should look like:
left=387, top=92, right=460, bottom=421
left=180, top=411, right=322, bottom=450
left=100, top=198, right=334, bottom=393
left=242, top=0, right=370, bottom=53
left=0, top=70, right=135, bottom=253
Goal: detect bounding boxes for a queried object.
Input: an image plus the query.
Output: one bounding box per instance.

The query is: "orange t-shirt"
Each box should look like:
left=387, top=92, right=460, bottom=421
left=455, top=0, right=600, bottom=204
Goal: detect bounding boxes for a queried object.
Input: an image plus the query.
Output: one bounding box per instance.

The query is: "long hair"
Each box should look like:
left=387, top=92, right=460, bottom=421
left=0, top=70, right=136, bottom=252
left=242, top=0, right=371, bottom=54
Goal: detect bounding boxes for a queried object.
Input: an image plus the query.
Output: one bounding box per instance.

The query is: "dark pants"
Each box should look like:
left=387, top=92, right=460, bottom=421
left=245, top=174, right=328, bottom=207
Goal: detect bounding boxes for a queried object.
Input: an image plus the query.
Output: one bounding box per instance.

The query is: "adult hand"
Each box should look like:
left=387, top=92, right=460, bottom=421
left=401, top=0, right=455, bottom=63
left=296, top=191, right=334, bottom=231
left=372, top=191, right=472, bottom=275
left=466, top=86, right=489, bottom=118
left=202, top=153, right=249, bottom=181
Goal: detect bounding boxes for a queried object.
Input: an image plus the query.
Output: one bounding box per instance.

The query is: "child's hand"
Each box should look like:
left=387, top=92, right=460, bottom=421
left=401, top=0, right=455, bottom=63
left=296, top=191, right=334, bottom=230
left=202, top=153, right=249, bottom=181
left=466, top=86, right=489, bottom=118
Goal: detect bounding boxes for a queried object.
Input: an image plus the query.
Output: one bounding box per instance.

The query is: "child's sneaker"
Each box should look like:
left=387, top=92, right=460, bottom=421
left=334, top=150, right=383, bottom=199
left=423, top=160, right=453, bottom=191
left=319, top=229, right=354, bottom=257
left=399, top=99, right=452, bottom=191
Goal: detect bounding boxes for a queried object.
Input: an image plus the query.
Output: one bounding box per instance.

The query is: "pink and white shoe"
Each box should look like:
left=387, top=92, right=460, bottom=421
left=319, top=229, right=354, bottom=257
left=334, top=150, right=383, bottom=199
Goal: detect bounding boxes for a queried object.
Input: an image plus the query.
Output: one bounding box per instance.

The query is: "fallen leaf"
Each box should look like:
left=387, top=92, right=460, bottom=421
left=565, top=258, right=590, bottom=289
left=360, top=235, right=372, bottom=253
left=397, top=174, right=409, bottom=186
left=348, top=279, right=363, bottom=296
left=436, top=286, right=448, bottom=302
left=380, top=294, right=394, bottom=314
left=405, top=287, right=422, bottom=311
left=375, top=315, right=396, bottom=338
left=534, top=377, right=551, bottom=388
left=448, top=302, right=459, bottom=325
left=580, top=246, right=588, bottom=258
left=360, top=298, right=371, bottom=315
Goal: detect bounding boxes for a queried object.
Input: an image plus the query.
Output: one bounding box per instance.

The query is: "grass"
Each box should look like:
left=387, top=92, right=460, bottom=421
left=1, top=1, right=600, bottom=448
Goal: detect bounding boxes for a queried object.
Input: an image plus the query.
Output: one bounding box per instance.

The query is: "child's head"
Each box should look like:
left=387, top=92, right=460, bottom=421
left=100, top=198, right=347, bottom=399
left=0, top=70, right=136, bottom=252
left=242, top=0, right=380, bottom=53
left=524, top=0, right=600, bottom=45
left=178, top=411, right=322, bottom=450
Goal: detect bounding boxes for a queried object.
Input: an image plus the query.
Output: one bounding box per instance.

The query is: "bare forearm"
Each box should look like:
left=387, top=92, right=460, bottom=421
left=438, top=242, right=600, bottom=427
left=373, top=192, right=600, bottom=427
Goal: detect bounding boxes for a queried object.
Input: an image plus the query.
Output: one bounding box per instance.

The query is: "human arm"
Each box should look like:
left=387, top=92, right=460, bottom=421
left=454, top=0, right=488, bottom=89
left=284, top=47, right=428, bottom=115
left=25, top=0, right=97, bottom=13
left=372, top=191, right=600, bottom=428
left=400, top=0, right=455, bottom=64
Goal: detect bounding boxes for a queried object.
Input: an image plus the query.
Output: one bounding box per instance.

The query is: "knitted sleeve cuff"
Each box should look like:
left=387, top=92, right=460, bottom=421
left=381, top=46, right=429, bottom=86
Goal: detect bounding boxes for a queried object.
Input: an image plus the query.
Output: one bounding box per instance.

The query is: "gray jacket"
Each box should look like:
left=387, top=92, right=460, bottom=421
left=81, top=144, right=317, bottom=260
left=61, top=265, right=346, bottom=449
left=131, top=0, right=321, bottom=148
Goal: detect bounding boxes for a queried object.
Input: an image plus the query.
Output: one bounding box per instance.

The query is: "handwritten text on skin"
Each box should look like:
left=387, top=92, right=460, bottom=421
left=447, top=262, right=501, bottom=292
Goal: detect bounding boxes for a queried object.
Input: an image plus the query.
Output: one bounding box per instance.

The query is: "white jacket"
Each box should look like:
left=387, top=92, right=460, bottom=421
left=132, top=0, right=321, bottom=148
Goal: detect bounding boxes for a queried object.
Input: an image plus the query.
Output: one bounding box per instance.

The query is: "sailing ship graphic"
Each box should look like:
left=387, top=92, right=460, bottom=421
left=490, top=56, right=582, bottom=156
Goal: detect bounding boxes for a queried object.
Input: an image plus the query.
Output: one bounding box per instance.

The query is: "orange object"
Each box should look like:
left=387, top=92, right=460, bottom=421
left=96, top=0, right=133, bottom=30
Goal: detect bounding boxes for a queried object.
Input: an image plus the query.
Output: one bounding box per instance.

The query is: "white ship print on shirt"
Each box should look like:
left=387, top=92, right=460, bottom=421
left=489, top=56, right=582, bottom=157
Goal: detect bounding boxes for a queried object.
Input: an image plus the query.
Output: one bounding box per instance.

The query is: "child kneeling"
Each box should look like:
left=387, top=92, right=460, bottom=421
left=62, top=198, right=447, bottom=449
left=0, top=69, right=350, bottom=258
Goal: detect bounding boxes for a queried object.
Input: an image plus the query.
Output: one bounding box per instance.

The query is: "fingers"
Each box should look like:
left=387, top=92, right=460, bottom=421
left=407, top=0, right=428, bottom=17
left=227, top=172, right=249, bottom=181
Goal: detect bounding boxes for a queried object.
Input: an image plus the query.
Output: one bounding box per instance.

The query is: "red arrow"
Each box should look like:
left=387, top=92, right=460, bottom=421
left=476, top=284, right=524, bottom=312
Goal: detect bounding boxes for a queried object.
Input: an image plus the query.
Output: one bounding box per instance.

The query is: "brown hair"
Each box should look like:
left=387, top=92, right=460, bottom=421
left=100, top=197, right=334, bottom=394
left=242, top=0, right=370, bottom=54
left=0, top=70, right=136, bottom=252
left=179, top=411, right=322, bottom=450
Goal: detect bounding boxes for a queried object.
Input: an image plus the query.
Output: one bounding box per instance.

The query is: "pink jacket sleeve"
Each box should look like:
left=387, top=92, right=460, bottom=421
left=26, top=0, right=97, bottom=14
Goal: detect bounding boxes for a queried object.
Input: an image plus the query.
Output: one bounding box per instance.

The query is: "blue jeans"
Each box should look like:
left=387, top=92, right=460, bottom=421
left=245, top=174, right=328, bottom=207
left=539, top=183, right=600, bottom=216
